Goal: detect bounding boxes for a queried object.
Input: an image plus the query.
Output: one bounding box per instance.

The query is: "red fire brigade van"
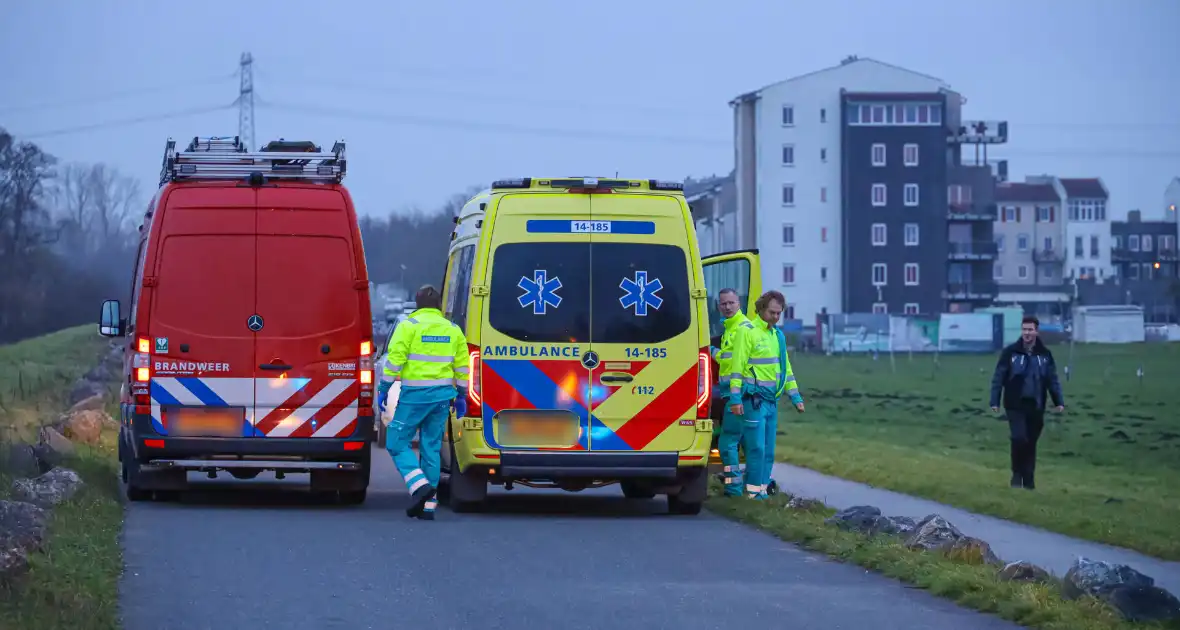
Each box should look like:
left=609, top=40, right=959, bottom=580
left=98, top=136, right=375, bottom=503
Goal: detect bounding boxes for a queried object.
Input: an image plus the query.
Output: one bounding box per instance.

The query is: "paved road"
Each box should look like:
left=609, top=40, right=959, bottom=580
left=119, top=447, right=1021, bottom=630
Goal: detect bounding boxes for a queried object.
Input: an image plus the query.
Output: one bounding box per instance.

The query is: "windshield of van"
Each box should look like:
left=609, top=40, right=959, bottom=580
left=487, top=242, right=591, bottom=343
left=591, top=242, right=690, bottom=344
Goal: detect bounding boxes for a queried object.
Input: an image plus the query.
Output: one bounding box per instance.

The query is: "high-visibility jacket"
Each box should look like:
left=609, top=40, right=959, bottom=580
left=773, top=327, right=804, bottom=405
left=715, top=312, right=755, bottom=405
left=381, top=308, right=469, bottom=404
left=729, top=316, right=783, bottom=403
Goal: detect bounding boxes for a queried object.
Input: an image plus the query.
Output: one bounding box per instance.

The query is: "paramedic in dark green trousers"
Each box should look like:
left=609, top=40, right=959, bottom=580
left=756, top=291, right=805, bottom=497
left=989, top=315, right=1064, bottom=490
left=377, top=285, right=470, bottom=520
left=711, top=288, right=753, bottom=496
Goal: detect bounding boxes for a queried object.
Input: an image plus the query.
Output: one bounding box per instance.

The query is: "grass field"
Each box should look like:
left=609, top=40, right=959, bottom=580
left=776, top=341, right=1180, bottom=560
left=705, top=484, right=1180, bottom=630
left=0, top=326, right=123, bottom=630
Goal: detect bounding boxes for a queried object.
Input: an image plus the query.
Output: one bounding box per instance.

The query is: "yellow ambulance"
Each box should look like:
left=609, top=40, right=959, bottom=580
left=437, top=177, right=761, bottom=515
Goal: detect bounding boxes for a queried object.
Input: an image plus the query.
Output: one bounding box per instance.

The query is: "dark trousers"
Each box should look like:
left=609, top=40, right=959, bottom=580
left=1006, top=404, right=1045, bottom=486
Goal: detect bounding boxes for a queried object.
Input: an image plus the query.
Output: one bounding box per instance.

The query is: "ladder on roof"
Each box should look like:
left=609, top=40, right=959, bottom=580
left=159, top=135, right=347, bottom=186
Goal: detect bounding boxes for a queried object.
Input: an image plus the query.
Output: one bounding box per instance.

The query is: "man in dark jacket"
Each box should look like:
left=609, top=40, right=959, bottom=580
left=989, top=315, right=1065, bottom=490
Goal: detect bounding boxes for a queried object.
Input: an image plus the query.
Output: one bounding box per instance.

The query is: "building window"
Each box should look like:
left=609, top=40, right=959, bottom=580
left=782, top=144, right=795, bottom=166
left=1142, top=235, right=1153, bottom=252
left=872, top=263, right=887, bottom=286
left=871, top=143, right=886, bottom=166
left=820, top=187, right=827, bottom=203
left=872, top=302, right=887, bottom=314
left=1017, top=234, right=1029, bottom=251
left=903, top=303, right=919, bottom=315
left=1113, top=235, right=1122, bottom=249
left=996, top=235, right=1005, bottom=252
left=1004, top=206, right=1017, bottom=222
left=1018, top=265, right=1028, bottom=279
left=871, top=223, right=887, bottom=246
left=782, top=264, right=796, bottom=285
left=785, top=303, right=796, bottom=319
left=1161, top=234, right=1176, bottom=252
left=904, top=263, right=919, bottom=286
left=821, top=227, right=827, bottom=242
left=903, top=183, right=919, bottom=207
left=904, top=223, right=919, bottom=246
left=1090, top=235, right=1100, bottom=258
left=1128, top=234, right=1140, bottom=251
left=1037, top=206, right=1053, bottom=222
left=819, top=108, right=826, bottom=123
left=1074, top=236, right=1084, bottom=258
left=782, top=224, right=795, bottom=245
left=781, top=105, right=794, bottom=126
left=1043, top=236, right=1053, bottom=251
left=820, top=267, right=827, bottom=281
left=1067, top=199, right=1107, bottom=221
left=782, top=184, right=795, bottom=206
left=1128, top=264, right=1140, bottom=280
left=1042, top=266, right=1053, bottom=280
left=948, top=184, right=972, bottom=205
left=820, top=148, right=827, bottom=162
left=849, top=103, right=943, bottom=126
left=903, top=143, right=919, bottom=166
left=993, top=262, right=1003, bottom=279
left=871, top=183, right=887, bottom=206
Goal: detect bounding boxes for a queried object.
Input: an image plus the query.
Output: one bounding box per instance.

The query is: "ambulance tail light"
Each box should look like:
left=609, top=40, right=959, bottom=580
left=696, top=348, right=711, bottom=419
left=466, top=343, right=481, bottom=412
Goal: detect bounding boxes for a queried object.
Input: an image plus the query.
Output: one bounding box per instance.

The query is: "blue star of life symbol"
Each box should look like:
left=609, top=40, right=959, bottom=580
left=619, top=270, right=663, bottom=316
left=517, top=269, right=563, bottom=315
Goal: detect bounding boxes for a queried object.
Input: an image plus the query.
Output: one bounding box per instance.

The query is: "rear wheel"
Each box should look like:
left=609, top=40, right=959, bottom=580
left=338, top=488, right=367, bottom=505
left=444, top=441, right=487, bottom=513
left=667, top=466, right=708, bottom=516
left=620, top=481, right=656, bottom=500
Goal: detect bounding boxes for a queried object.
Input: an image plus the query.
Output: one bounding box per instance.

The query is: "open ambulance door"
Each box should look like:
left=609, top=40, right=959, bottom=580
left=700, top=249, right=762, bottom=470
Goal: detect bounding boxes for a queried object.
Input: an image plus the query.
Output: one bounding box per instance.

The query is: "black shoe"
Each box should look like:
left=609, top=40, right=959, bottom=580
left=406, top=485, right=437, bottom=518
left=1022, top=473, right=1035, bottom=490
left=1010, top=473, right=1023, bottom=488
left=416, top=510, right=435, bottom=521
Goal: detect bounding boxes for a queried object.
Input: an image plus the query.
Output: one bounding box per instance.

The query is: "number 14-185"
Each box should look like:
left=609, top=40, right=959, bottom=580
left=625, top=347, right=667, bottom=359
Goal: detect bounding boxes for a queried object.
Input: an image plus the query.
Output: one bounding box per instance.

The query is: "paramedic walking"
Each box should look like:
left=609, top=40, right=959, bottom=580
left=712, top=288, right=753, bottom=497
left=757, top=291, right=805, bottom=496
left=989, top=315, right=1064, bottom=490
left=378, top=285, right=470, bottom=520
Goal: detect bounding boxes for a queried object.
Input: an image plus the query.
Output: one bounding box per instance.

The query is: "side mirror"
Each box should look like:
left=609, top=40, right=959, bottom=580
left=98, top=299, right=125, bottom=337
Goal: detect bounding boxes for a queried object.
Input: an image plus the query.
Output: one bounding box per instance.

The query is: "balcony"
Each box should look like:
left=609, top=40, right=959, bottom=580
left=1159, top=248, right=1178, bottom=261
left=947, top=241, right=998, bottom=260
left=947, top=202, right=998, bottom=222
left=943, top=281, right=998, bottom=301
left=1032, top=248, right=1065, bottom=264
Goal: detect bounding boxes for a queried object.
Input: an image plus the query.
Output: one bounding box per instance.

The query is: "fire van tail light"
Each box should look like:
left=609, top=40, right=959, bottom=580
left=467, top=343, right=481, bottom=411
left=358, top=338, right=374, bottom=391
left=696, top=348, right=711, bottom=419
left=137, top=337, right=151, bottom=353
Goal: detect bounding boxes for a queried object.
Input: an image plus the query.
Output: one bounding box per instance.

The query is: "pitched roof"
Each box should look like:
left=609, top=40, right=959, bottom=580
left=1059, top=178, right=1107, bottom=199
left=995, top=182, right=1060, bottom=203
left=730, top=57, right=949, bottom=104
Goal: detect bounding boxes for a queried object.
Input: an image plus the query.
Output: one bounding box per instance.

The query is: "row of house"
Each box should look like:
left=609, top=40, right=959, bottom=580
left=687, top=56, right=1180, bottom=325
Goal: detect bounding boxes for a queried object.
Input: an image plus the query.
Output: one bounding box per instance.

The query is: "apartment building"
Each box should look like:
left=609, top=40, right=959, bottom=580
left=993, top=180, right=1065, bottom=286
left=686, top=173, right=736, bottom=257
left=1112, top=209, right=1178, bottom=282
left=1059, top=178, right=1112, bottom=281
left=730, top=56, right=1003, bottom=320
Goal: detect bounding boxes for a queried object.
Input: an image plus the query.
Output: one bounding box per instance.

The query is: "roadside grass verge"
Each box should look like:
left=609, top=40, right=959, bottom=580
left=705, top=484, right=1180, bottom=630
left=779, top=343, right=1180, bottom=560
left=0, top=326, right=123, bottom=630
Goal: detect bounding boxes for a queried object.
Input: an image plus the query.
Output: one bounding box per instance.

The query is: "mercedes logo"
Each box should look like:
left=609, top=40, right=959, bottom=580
left=247, top=314, right=265, bottom=332
left=580, top=350, right=599, bottom=369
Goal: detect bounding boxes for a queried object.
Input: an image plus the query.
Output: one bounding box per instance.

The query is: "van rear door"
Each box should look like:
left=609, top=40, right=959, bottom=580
left=251, top=186, right=363, bottom=439
left=586, top=194, right=700, bottom=452
left=479, top=193, right=591, bottom=451
left=148, top=187, right=256, bottom=438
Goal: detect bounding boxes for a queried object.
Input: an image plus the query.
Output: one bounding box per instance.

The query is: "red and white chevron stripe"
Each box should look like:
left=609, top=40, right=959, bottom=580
left=254, top=377, right=360, bottom=438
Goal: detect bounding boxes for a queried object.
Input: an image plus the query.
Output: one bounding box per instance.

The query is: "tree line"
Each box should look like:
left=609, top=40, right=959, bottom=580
left=0, top=125, right=472, bottom=345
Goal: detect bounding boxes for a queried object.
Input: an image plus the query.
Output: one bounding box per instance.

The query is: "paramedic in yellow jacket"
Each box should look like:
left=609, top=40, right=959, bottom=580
left=724, top=290, right=805, bottom=499
left=377, top=285, right=469, bottom=520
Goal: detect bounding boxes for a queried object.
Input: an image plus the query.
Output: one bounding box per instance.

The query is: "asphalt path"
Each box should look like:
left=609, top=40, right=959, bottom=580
left=119, top=446, right=1022, bottom=630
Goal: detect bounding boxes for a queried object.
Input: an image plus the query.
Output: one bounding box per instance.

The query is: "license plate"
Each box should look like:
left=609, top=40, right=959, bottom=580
left=497, top=411, right=578, bottom=447
left=166, top=407, right=245, bottom=437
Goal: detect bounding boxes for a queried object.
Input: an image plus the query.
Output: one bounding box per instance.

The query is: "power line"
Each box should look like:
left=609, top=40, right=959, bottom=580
left=0, top=74, right=238, bottom=115
left=19, top=104, right=235, bottom=140
left=258, top=102, right=733, bottom=147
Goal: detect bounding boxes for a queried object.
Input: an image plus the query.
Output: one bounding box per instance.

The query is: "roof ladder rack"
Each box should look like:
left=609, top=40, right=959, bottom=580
left=159, top=135, right=347, bottom=186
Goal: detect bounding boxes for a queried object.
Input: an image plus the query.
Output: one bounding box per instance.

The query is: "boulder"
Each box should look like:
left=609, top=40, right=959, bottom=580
left=60, top=409, right=107, bottom=445
left=11, top=467, right=85, bottom=509
left=903, top=514, right=964, bottom=552
left=67, top=378, right=106, bottom=406
left=1, top=443, right=42, bottom=478
left=998, top=561, right=1052, bottom=584
left=67, top=394, right=106, bottom=414
left=825, top=505, right=903, bottom=536
left=887, top=515, right=918, bottom=535
left=945, top=536, right=1002, bottom=566
left=0, top=499, right=49, bottom=582
left=37, top=425, right=76, bottom=461
left=785, top=496, right=825, bottom=511
left=1063, top=557, right=1180, bottom=622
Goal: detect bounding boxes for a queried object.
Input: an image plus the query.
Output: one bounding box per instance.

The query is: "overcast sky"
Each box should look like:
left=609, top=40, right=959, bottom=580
left=2, top=0, right=1177, bottom=220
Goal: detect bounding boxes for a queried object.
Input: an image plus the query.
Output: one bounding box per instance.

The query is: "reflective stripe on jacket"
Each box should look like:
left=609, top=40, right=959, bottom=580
left=381, top=308, right=469, bottom=404
left=730, top=316, right=781, bottom=403
left=774, top=327, right=803, bottom=405
left=719, top=313, right=755, bottom=404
